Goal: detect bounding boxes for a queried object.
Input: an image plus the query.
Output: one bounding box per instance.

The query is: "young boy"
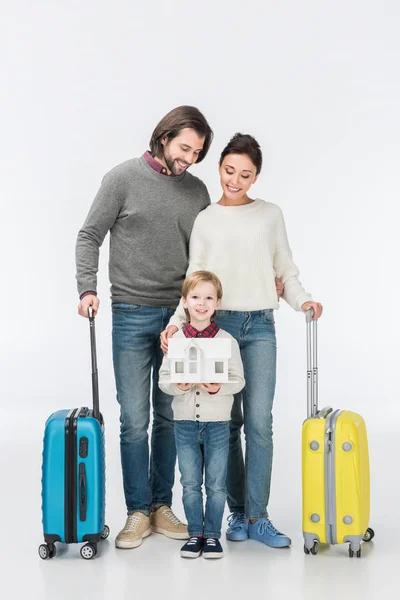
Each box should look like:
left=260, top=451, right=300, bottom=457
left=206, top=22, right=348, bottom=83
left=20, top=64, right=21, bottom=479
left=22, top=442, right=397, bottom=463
left=159, top=271, right=245, bottom=559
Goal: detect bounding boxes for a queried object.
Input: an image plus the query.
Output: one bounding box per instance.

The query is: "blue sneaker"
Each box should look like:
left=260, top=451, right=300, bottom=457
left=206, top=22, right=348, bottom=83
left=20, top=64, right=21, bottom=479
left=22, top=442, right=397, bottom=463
left=226, top=512, right=248, bottom=541
left=248, top=519, right=291, bottom=548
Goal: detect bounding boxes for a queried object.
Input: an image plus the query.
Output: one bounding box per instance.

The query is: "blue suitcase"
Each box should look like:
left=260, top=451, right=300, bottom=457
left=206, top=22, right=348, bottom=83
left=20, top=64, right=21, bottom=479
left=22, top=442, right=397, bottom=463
left=38, top=309, right=109, bottom=560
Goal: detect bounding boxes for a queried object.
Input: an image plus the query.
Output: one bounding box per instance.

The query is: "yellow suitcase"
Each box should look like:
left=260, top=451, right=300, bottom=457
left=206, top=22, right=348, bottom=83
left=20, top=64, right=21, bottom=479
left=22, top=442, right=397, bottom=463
left=302, top=311, right=374, bottom=557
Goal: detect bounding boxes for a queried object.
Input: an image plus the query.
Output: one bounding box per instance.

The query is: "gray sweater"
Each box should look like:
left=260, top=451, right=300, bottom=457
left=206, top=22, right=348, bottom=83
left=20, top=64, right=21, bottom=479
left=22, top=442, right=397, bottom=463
left=76, top=155, right=210, bottom=306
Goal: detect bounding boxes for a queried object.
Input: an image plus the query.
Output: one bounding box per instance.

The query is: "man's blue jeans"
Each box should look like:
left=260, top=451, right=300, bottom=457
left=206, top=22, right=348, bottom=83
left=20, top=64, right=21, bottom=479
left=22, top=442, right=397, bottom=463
left=215, top=310, right=277, bottom=520
left=112, top=303, right=175, bottom=515
left=175, top=421, right=230, bottom=539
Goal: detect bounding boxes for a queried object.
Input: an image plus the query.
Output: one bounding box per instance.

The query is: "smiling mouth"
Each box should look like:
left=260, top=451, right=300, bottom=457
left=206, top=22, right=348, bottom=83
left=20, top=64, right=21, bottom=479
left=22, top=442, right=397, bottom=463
left=177, top=160, right=189, bottom=169
left=227, top=185, right=241, bottom=192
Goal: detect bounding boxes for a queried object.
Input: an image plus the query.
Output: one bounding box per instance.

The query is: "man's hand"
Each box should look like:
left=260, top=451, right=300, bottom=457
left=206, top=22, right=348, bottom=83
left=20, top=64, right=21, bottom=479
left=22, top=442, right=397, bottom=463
left=301, top=301, right=323, bottom=320
left=175, top=383, right=193, bottom=391
left=199, top=383, right=222, bottom=394
left=275, top=277, right=284, bottom=299
left=160, top=325, right=178, bottom=354
left=78, top=294, right=100, bottom=318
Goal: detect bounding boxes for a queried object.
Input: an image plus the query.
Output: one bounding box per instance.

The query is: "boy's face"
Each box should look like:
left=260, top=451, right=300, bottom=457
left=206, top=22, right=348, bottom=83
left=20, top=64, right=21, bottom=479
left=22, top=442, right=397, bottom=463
left=183, top=282, right=220, bottom=326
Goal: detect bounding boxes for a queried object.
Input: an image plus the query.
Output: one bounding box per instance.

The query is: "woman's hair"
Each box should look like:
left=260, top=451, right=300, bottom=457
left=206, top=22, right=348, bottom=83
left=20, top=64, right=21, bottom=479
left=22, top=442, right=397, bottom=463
left=219, top=133, right=263, bottom=175
left=182, top=270, right=223, bottom=322
left=149, top=106, right=213, bottom=164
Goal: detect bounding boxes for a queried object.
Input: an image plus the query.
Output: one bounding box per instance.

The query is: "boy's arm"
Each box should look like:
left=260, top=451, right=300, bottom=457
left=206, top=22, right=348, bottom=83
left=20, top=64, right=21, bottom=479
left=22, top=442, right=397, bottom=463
left=158, top=353, right=188, bottom=396
left=208, top=338, right=245, bottom=396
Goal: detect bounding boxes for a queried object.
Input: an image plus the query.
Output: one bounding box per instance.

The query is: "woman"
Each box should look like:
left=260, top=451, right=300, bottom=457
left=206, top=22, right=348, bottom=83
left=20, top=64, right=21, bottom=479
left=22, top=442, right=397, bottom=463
left=160, top=133, right=322, bottom=548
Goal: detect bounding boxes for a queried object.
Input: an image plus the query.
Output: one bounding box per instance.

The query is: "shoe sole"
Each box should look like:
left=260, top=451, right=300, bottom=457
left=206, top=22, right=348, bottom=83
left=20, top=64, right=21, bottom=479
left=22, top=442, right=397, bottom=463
left=115, top=527, right=152, bottom=549
left=226, top=533, right=248, bottom=542
left=152, top=526, right=189, bottom=540
left=203, top=552, right=224, bottom=559
left=248, top=536, right=291, bottom=548
left=180, top=550, right=202, bottom=558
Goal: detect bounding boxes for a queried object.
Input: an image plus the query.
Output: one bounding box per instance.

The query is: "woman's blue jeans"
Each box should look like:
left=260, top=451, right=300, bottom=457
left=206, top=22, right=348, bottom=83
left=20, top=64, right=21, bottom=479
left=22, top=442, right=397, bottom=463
left=215, top=309, right=277, bottom=520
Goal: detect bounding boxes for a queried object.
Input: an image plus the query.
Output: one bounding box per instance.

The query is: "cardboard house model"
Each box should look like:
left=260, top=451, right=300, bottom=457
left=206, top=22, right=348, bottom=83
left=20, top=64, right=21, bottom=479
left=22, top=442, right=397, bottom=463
left=166, top=338, right=232, bottom=383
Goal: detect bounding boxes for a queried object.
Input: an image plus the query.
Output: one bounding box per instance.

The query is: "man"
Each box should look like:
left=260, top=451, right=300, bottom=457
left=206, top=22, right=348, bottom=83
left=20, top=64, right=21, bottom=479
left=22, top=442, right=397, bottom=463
left=76, top=106, right=213, bottom=549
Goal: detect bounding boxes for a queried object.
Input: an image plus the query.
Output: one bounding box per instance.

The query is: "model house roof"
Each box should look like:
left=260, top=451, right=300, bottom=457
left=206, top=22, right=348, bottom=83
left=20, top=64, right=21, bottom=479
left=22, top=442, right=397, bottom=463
left=167, top=338, right=232, bottom=359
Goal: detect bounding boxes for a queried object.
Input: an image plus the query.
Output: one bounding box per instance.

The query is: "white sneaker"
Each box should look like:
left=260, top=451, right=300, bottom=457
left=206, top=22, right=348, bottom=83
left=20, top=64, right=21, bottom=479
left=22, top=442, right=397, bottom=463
left=115, top=512, right=152, bottom=549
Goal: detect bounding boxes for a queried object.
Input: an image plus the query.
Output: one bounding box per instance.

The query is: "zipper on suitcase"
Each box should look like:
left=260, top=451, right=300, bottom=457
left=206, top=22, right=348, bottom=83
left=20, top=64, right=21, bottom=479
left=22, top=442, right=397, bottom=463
left=325, top=410, right=341, bottom=545
left=64, top=408, right=79, bottom=544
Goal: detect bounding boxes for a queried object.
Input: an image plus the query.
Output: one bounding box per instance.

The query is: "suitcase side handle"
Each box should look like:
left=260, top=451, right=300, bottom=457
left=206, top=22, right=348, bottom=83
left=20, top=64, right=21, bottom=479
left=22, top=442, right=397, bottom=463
left=79, top=462, right=87, bottom=522
left=88, top=307, right=100, bottom=422
left=306, top=309, right=318, bottom=418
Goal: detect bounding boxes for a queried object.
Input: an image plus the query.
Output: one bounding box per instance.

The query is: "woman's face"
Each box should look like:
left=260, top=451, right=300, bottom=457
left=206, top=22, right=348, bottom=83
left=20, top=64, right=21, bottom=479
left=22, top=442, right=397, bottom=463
left=219, top=153, right=258, bottom=201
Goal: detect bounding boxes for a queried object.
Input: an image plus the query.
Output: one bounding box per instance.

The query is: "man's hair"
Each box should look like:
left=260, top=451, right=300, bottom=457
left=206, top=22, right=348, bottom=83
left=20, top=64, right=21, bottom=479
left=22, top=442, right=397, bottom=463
left=219, top=132, right=263, bottom=175
left=182, top=270, right=223, bottom=322
left=149, top=106, right=213, bottom=164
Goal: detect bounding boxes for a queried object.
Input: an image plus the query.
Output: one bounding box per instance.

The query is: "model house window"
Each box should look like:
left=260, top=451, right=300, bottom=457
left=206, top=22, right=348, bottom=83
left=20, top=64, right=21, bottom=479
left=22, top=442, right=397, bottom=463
left=189, top=346, right=198, bottom=374
left=215, top=362, right=224, bottom=374
left=175, top=362, right=184, bottom=374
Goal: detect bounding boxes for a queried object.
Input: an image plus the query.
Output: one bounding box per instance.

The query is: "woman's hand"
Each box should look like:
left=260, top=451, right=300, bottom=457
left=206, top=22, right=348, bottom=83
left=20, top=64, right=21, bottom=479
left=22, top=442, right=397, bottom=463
left=160, top=325, right=178, bottom=354
left=199, top=383, right=222, bottom=394
left=301, top=301, right=323, bottom=320
left=275, top=277, right=284, bottom=299
left=175, top=383, right=193, bottom=391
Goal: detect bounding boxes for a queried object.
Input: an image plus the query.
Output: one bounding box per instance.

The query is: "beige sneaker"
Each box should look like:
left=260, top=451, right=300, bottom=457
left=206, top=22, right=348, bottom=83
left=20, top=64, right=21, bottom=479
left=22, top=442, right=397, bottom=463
left=150, top=505, right=189, bottom=539
left=115, top=512, right=152, bottom=549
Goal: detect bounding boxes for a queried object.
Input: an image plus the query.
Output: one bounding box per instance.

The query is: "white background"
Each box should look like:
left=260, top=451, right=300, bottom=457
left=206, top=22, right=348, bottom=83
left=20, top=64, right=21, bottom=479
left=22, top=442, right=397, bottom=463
left=1, top=1, right=399, bottom=598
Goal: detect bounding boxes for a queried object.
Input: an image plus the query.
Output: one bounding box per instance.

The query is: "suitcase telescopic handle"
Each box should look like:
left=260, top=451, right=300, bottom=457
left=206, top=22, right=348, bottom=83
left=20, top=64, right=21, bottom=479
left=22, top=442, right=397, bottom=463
left=88, top=307, right=100, bottom=422
left=306, top=309, right=318, bottom=418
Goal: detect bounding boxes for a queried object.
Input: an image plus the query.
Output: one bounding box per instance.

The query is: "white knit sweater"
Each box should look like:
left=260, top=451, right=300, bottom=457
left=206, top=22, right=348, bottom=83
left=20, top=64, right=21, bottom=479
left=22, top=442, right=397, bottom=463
left=168, top=199, right=312, bottom=329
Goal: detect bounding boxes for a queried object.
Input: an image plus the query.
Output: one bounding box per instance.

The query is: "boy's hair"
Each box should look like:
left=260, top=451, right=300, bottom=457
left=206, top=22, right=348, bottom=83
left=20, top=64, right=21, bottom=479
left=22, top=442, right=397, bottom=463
left=182, top=270, right=223, bottom=322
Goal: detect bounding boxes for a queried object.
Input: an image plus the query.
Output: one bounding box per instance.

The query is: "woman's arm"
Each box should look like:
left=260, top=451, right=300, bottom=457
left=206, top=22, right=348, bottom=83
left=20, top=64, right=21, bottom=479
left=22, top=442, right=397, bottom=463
left=273, top=206, right=313, bottom=311
left=167, top=216, right=208, bottom=330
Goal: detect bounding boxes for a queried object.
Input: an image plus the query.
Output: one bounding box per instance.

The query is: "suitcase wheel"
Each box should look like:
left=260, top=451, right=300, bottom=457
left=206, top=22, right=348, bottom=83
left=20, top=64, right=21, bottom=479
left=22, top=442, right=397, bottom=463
left=38, top=543, right=56, bottom=560
left=80, top=543, right=97, bottom=560
left=101, top=525, right=110, bottom=540
left=362, top=527, right=375, bottom=543
left=304, top=541, right=319, bottom=555
left=349, top=546, right=362, bottom=558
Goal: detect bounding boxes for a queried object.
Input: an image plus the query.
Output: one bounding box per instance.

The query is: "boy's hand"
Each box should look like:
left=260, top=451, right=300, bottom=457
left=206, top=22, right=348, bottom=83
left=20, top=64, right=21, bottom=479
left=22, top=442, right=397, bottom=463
left=160, top=325, right=178, bottom=354
left=199, top=383, right=221, bottom=394
left=275, top=277, right=284, bottom=299
left=175, top=383, right=193, bottom=391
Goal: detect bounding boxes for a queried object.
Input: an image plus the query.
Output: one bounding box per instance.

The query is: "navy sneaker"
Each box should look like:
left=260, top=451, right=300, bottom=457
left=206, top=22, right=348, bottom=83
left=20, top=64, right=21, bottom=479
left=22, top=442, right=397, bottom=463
left=248, top=519, right=291, bottom=548
left=226, top=512, right=248, bottom=541
left=203, top=538, right=224, bottom=559
left=180, top=537, right=204, bottom=558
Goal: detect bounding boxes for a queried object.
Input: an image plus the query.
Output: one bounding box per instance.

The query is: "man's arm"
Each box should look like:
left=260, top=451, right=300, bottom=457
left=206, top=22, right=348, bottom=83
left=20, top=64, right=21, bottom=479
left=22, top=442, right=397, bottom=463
left=75, top=171, right=122, bottom=317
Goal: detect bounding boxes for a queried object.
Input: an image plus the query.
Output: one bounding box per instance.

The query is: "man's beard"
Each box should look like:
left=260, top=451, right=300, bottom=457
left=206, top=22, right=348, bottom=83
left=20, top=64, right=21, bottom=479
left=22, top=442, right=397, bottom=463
left=163, top=150, right=189, bottom=176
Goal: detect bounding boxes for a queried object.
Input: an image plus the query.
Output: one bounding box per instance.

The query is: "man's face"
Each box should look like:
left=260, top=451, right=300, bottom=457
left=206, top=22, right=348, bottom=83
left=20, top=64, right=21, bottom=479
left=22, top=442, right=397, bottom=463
left=161, top=128, right=205, bottom=175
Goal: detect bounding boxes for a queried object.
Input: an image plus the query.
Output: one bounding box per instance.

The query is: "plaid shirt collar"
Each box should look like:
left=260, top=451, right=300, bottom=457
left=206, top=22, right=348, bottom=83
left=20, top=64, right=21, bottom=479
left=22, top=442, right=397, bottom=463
left=182, top=321, right=220, bottom=338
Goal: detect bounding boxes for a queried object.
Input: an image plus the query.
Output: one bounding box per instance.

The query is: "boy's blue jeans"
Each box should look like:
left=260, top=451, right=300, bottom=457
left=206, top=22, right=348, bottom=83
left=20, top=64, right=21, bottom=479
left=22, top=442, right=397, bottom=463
left=175, top=420, right=230, bottom=539
left=112, top=303, right=175, bottom=515
left=215, top=309, right=277, bottom=520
